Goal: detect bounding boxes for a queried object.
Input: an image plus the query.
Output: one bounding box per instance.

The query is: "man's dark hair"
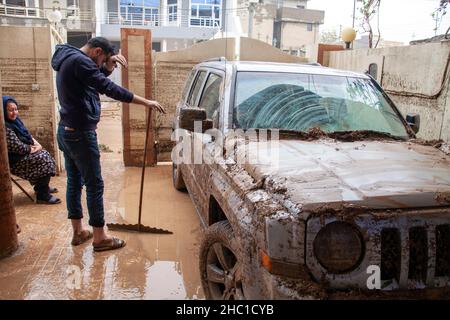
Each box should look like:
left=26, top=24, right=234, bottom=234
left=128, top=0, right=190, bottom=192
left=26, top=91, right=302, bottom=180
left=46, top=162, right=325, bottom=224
left=87, top=37, right=116, bottom=56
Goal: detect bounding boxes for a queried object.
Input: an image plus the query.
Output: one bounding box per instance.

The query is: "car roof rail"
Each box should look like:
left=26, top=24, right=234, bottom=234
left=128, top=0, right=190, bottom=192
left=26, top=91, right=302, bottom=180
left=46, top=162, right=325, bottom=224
left=202, top=57, right=227, bottom=63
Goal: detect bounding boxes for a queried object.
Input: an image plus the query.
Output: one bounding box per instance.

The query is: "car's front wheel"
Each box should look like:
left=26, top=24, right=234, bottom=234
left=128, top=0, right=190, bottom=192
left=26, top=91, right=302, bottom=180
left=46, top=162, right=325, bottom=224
left=199, top=221, right=246, bottom=300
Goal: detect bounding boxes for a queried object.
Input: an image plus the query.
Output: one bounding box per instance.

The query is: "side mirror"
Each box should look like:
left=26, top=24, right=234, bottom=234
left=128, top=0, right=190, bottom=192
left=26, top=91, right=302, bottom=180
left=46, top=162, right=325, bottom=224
left=179, top=107, right=213, bottom=133
left=406, top=113, right=420, bottom=134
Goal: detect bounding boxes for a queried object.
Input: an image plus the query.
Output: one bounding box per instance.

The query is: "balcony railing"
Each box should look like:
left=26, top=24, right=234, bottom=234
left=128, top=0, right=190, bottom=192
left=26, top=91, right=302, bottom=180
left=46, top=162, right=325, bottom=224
left=0, top=4, right=93, bottom=21
left=105, top=12, right=160, bottom=27
left=0, top=3, right=42, bottom=17
left=104, top=12, right=221, bottom=29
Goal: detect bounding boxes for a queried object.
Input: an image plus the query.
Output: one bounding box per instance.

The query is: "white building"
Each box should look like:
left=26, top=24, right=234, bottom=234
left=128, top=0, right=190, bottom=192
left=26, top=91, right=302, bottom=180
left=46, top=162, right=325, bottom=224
left=97, top=0, right=232, bottom=51
left=237, top=0, right=324, bottom=57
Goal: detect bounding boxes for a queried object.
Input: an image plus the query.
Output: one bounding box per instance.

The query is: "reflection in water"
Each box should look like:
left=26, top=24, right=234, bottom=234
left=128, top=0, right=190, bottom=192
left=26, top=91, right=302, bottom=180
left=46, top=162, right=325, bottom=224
left=145, top=261, right=192, bottom=299
left=114, top=165, right=204, bottom=299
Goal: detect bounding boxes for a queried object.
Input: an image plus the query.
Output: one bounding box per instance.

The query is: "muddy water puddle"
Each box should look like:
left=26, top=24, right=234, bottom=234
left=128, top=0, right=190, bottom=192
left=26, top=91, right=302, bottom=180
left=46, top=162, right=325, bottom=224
left=0, top=168, right=204, bottom=299
left=0, top=103, right=204, bottom=299
left=112, top=164, right=205, bottom=299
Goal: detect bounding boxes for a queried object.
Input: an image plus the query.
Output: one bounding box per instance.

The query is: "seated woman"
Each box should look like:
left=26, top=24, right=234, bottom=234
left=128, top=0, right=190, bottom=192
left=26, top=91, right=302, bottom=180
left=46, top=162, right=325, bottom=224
left=3, top=96, right=60, bottom=204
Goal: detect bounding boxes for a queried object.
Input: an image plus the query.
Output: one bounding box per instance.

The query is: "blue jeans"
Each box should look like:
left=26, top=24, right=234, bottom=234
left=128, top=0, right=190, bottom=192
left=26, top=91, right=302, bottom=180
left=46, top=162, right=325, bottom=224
left=57, top=125, right=105, bottom=227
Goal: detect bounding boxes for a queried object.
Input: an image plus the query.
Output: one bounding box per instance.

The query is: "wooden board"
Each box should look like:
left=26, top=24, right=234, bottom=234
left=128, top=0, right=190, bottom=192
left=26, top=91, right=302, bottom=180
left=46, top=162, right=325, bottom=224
left=121, top=28, right=155, bottom=166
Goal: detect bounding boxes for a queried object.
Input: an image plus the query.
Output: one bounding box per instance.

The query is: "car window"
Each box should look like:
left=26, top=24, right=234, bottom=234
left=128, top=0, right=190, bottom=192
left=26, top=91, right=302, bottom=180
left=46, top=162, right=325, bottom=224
left=187, top=71, right=207, bottom=107
left=198, top=73, right=222, bottom=119
left=181, top=69, right=196, bottom=102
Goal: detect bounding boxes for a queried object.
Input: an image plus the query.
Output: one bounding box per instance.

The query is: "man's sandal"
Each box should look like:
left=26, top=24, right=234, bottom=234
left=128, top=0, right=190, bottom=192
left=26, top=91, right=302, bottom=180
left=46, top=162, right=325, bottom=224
left=93, top=237, right=126, bottom=252
left=71, top=230, right=94, bottom=246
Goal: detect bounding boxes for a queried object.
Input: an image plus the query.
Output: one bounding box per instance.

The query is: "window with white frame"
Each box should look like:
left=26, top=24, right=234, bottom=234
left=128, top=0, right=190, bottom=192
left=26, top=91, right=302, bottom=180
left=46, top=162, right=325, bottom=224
left=168, top=0, right=177, bottom=23
left=190, top=0, right=221, bottom=27
left=120, top=0, right=160, bottom=26
left=67, top=0, right=80, bottom=18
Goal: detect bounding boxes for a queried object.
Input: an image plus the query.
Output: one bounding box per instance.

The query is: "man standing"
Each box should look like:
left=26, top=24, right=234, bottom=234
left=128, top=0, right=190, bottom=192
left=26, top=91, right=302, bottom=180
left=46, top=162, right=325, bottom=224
left=51, top=37, right=165, bottom=252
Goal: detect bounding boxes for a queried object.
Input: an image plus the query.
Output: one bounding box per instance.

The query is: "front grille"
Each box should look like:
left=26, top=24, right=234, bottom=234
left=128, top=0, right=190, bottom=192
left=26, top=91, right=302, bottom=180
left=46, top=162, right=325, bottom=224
left=380, top=224, right=450, bottom=286
left=381, top=228, right=401, bottom=281
left=436, top=225, right=450, bottom=277
left=408, top=227, right=428, bottom=281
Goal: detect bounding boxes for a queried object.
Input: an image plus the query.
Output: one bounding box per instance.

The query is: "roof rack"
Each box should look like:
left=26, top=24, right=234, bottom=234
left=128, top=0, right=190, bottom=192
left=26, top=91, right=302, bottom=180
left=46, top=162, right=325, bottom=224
left=202, top=57, right=227, bottom=62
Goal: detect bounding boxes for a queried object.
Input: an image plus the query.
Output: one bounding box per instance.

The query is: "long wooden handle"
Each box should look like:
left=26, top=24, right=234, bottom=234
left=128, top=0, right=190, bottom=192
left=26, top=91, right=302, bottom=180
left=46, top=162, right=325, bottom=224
left=138, top=108, right=152, bottom=232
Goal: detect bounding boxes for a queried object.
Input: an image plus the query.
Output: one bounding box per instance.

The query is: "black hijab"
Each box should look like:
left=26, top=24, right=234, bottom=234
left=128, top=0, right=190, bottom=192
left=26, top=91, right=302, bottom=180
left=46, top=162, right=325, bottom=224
left=2, top=96, right=33, bottom=145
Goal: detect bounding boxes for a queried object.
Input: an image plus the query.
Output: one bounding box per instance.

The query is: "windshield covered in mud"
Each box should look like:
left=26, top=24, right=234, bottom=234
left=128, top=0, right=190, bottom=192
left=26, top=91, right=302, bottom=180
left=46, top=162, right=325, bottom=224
left=233, top=72, right=409, bottom=138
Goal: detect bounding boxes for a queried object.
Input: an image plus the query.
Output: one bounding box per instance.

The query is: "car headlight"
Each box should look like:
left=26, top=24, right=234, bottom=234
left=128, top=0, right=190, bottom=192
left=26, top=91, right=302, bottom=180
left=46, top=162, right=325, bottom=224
left=313, top=221, right=364, bottom=274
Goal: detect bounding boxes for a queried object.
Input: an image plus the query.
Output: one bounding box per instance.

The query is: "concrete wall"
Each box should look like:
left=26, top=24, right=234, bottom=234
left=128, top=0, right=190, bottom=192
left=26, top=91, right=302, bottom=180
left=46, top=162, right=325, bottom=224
left=280, top=22, right=317, bottom=52
left=237, top=4, right=276, bottom=45
left=252, top=12, right=275, bottom=45
left=327, top=41, right=450, bottom=142
left=0, top=26, right=61, bottom=168
left=164, top=38, right=196, bottom=51
left=153, top=37, right=307, bottom=161
left=155, top=37, right=307, bottom=64
left=153, top=61, right=196, bottom=161
left=279, top=6, right=324, bottom=23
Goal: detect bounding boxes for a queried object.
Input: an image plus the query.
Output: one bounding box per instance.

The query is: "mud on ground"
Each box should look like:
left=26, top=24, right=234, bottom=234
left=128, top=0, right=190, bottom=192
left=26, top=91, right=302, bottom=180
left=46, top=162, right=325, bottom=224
left=0, top=102, right=204, bottom=299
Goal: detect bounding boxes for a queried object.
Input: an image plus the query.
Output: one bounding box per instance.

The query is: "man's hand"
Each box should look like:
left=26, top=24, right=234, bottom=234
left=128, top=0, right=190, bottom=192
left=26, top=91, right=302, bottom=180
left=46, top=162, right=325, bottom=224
left=132, top=94, right=166, bottom=114
left=144, top=99, right=166, bottom=114
left=105, top=54, right=128, bottom=72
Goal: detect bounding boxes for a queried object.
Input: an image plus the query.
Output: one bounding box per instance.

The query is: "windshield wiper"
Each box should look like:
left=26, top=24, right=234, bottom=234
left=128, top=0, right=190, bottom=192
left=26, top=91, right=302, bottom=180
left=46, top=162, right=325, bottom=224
left=329, top=130, right=407, bottom=141
left=254, top=128, right=407, bottom=142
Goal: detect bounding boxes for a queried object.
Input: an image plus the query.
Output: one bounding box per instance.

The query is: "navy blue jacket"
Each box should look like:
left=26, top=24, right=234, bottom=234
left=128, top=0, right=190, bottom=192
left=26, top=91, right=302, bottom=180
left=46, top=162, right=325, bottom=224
left=51, top=44, right=133, bottom=130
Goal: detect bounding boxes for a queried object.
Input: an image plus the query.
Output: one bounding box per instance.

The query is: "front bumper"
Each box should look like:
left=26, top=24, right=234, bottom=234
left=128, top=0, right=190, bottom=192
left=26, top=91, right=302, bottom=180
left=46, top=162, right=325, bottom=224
left=260, top=269, right=450, bottom=299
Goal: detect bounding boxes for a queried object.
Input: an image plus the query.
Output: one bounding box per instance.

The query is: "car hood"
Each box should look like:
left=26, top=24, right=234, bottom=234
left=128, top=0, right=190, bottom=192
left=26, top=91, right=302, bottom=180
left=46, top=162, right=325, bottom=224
left=242, top=139, right=450, bottom=210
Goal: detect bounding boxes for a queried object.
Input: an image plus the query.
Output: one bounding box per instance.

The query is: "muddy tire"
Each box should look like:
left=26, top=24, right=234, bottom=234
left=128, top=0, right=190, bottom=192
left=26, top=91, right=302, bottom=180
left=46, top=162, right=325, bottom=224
left=199, top=221, right=246, bottom=300
left=172, top=162, right=186, bottom=191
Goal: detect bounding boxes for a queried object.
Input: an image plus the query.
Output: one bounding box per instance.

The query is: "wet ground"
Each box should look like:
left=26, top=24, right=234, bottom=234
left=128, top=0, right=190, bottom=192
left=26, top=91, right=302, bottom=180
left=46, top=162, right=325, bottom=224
left=0, top=102, right=205, bottom=299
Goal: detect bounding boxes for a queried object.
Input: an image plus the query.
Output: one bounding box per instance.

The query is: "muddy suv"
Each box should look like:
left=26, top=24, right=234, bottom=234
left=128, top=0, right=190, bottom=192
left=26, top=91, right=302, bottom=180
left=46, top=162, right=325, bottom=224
left=171, top=60, right=450, bottom=299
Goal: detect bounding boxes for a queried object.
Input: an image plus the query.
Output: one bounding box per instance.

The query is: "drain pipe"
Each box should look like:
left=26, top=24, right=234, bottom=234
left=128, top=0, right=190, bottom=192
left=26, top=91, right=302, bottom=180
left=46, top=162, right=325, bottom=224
left=0, top=76, right=18, bottom=259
